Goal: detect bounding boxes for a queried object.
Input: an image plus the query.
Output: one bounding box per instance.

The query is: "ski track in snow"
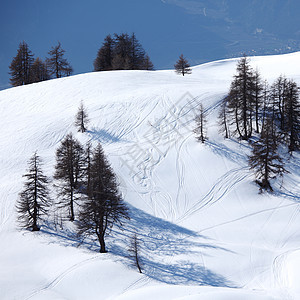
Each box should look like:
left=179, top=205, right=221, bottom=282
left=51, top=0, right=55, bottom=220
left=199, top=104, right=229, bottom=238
left=176, top=166, right=251, bottom=224
left=115, top=92, right=232, bottom=222
left=23, top=255, right=100, bottom=300
left=105, top=87, right=300, bottom=298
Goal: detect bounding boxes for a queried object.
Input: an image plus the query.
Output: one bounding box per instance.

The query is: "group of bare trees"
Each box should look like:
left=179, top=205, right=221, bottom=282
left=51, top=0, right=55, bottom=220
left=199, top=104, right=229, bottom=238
left=10, top=36, right=193, bottom=87
left=94, top=33, right=154, bottom=71
left=10, top=33, right=154, bottom=87
left=17, top=138, right=128, bottom=253
left=9, top=41, right=73, bottom=87
left=219, top=56, right=300, bottom=191
left=219, top=56, right=300, bottom=149
left=16, top=104, right=129, bottom=255
left=193, top=56, right=299, bottom=192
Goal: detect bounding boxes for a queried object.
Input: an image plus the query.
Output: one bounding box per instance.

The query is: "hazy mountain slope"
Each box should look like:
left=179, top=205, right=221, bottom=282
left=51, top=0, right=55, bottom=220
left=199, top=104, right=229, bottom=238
left=163, top=0, right=300, bottom=62
left=165, top=0, right=300, bottom=35
left=0, top=53, right=300, bottom=299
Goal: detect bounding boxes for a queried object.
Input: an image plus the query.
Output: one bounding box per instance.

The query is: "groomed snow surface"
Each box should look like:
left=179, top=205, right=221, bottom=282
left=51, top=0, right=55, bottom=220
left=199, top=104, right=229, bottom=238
left=0, top=52, right=300, bottom=300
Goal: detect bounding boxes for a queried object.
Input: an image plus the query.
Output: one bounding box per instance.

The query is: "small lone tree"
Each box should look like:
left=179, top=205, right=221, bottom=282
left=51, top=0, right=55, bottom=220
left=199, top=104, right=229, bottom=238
left=54, top=133, right=84, bottom=221
left=129, top=233, right=142, bottom=273
left=46, top=42, right=73, bottom=78
left=248, top=118, right=286, bottom=192
left=194, top=103, right=207, bottom=143
left=77, top=143, right=129, bottom=253
left=16, top=152, right=51, bottom=231
left=174, top=54, right=192, bottom=76
left=75, top=101, right=89, bottom=133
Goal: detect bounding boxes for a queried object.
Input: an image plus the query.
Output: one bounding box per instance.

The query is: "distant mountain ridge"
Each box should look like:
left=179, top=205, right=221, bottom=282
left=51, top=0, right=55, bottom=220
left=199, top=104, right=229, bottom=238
left=163, top=0, right=300, bottom=62
left=166, top=0, right=299, bottom=34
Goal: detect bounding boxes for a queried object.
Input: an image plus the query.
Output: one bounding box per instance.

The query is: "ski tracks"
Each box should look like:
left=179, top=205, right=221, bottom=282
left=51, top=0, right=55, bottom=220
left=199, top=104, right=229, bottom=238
left=176, top=166, right=251, bottom=224
left=117, top=92, right=250, bottom=223
left=23, top=255, right=100, bottom=300
left=272, top=249, right=299, bottom=300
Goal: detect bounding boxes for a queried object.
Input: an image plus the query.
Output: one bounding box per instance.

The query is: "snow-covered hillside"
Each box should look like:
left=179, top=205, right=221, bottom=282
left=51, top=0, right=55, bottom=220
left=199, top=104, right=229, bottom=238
left=0, top=53, right=300, bottom=300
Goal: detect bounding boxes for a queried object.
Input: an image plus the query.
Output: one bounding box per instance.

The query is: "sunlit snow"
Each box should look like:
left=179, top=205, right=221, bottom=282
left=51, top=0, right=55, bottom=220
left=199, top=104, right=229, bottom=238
left=0, top=52, right=299, bottom=299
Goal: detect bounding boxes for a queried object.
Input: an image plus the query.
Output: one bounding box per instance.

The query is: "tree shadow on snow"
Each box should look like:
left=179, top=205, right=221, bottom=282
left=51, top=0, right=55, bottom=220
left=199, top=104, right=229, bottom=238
left=41, top=204, right=235, bottom=288
left=206, top=140, right=249, bottom=165
left=87, top=128, right=123, bottom=144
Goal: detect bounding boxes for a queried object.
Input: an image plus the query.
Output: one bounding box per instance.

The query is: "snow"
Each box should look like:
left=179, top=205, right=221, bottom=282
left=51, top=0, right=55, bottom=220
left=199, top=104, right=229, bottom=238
left=0, top=52, right=300, bottom=299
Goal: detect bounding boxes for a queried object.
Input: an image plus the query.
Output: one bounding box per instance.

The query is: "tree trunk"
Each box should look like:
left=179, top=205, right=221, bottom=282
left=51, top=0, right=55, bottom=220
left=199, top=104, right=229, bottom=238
left=255, top=99, right=259, bottom=133
left=70, top=191, right=75, bottom=222
left=235, top=107, right=242, bottom=138
left=33, top=162, right=39, bottom=231
left=32, top=223, right=40, bottom=231
left=243, top=100, right=248, bottom=140
left=136, top=253, right=142, bottom=273
left=81, top=112, right=85, bottom=132
left=263, top=145, right=272, bottom=191
left=224, top=111, right=229, bottom=139
left=99, top=234, right=107, bottom=253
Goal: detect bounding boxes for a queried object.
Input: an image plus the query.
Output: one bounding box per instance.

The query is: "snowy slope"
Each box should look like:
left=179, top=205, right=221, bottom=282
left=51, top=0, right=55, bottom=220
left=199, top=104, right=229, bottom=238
left=0, top=52, right=300, bottom=300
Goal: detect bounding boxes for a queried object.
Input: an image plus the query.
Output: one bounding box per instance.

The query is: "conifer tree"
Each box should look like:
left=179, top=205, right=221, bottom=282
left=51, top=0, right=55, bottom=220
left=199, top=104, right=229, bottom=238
left=129, top=33, right=146, bottom=70
left=270, top=75, right=288, bottom=131
left=174, top=54, right=192, bottom=76
left=261, top=80, right=270, bottom=125
left=249, top=118, right=286, bottom=192
left=218, top=97, right=229, bottom=139
left=77, top=143, right=129, bottom=253
left=111, top=54, right=126, bottom=70
left=227, top=55, right=256, bottom=140
left=84, top=142, right=92, bottom=195
left=16, top=152, right=51, bottom=231
left=108, top=33, right=131, bottom=70
left=94, top=35, right=114, bottom=71
left=269, top=77, right=300, bottom=151
left=54, top=134, right=84, bottom=221
left=194, top=103, right=207, bottom=143
left=75, top=101, right=89, bottom=133
left=253, top=69, right=264, bottom=133
left=9, top=41, right=34, bottom=86
left=143, top=54, right=154, bottom=70
left=129, top=233, right=142, bottom=273
left=46, top=42, right=73, bottom=78
left=283, top=80, right=300, bottom=152
left=30, top=57, right=50, bottom=83
left=94, top=32, right=153, bottom=71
